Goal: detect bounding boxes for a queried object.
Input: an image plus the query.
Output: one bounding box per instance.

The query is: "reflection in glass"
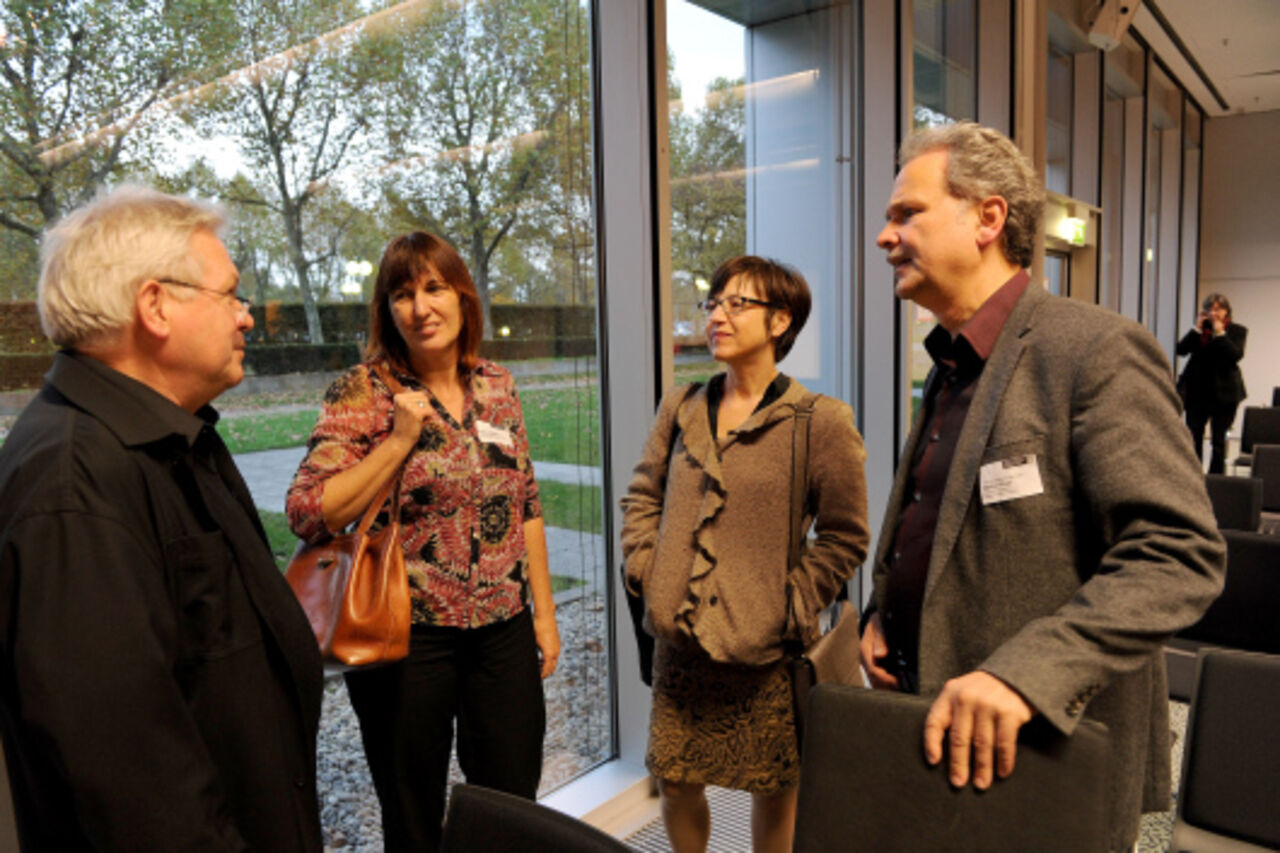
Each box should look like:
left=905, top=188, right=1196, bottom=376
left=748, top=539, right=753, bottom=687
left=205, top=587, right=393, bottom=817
left=906, top=0, right=976, bottom=424
left=1178, top=102, right=1203, bottom=336
left=913, top=0, right=976, bottom=127
left=1144, top=62, right=1181, bottom=328
left=1099, top=84, right=1128, bottom=314
left=1045, top=251, right=1069, bottom=297
left=0, top=0, right=610, bottom=827
left=1047, top=48, right=1073, bottom=196
left=667, top=1, right=746, bottom=356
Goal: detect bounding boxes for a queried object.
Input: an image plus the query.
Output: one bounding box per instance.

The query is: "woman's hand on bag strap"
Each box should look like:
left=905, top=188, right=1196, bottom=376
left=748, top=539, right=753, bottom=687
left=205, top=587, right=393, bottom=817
left=389, top=390, right=436, bottom=455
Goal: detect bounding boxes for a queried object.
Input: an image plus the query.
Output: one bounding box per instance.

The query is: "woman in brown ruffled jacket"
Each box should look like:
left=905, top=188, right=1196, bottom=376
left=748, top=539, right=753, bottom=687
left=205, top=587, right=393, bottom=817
left=621, top=256, right=869, bottom=853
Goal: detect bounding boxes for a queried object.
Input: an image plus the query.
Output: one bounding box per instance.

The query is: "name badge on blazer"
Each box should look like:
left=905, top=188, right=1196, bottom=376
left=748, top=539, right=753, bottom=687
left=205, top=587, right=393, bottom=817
left=979, top=454, right=1044, bottom=505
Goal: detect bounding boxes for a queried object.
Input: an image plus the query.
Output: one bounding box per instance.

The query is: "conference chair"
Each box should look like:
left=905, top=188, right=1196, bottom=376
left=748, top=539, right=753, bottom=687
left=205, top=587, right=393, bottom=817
left=793, top=685, right=1111, bottom=853
left=1203, top=474, right=1263, bottom=531
left=1233, top=407, right=1280, bottom=472
left=1249, top=444, right=1280, bottom=517
left=439, top=784, right=630, bottom=853
left=1169, top=649, right=1280, bottom=852
left=1178, top=530, right=1280, bottom=655
left=1272, top=387, right=1279, bottom=407
left=1168, top=529, right=1280, bottom=698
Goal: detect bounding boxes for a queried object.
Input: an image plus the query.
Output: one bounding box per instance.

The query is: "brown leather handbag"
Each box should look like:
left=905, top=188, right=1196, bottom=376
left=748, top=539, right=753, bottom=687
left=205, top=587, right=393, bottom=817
left=285, top=363, right=412, bottom=667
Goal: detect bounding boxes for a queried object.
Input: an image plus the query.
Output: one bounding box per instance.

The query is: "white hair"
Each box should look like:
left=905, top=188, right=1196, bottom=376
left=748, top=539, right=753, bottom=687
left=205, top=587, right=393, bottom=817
left=37, top=184, right=227, bottom=348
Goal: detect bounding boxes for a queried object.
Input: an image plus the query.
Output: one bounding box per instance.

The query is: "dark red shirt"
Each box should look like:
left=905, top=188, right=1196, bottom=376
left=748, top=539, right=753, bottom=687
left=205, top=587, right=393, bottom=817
left=882, top=270, right=1030, bottom=683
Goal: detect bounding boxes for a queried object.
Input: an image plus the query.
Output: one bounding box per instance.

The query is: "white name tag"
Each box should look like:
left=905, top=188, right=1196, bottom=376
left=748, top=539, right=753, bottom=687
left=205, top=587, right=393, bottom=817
left=476, top=419, right=514, bottom=448
left=979, top=454, right=1044, bottom=505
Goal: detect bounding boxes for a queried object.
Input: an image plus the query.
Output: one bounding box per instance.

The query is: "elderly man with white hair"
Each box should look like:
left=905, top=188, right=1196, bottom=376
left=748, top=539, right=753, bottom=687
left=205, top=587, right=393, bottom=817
left=0, top=186, right=323, bottom=851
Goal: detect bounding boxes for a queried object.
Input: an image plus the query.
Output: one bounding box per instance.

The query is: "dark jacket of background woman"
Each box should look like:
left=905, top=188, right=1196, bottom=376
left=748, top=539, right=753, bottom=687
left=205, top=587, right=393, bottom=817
left=1176, top=323, right=1247, bottom=410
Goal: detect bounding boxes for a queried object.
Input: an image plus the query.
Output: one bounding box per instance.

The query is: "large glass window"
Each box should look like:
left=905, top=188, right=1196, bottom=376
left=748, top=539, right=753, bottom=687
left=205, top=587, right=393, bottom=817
left=1099, top=33, right=1145, bottom=317
left=1046, top=47, right=1074, bottom=196
left=905, top=0, right=977, bottom=423
left=1178, top=103, right=1203, bottom=340
left=1099, top=83, right=1126, bottom=313
left=666, top=0, right=746, bottom=379
left=664, top=0, right=856, bottom=399
left=1144, top=61, right=1182, bottom=352
left=0, top=0, right=609, bottom=828
left=913, top=0, right=976, bottom=128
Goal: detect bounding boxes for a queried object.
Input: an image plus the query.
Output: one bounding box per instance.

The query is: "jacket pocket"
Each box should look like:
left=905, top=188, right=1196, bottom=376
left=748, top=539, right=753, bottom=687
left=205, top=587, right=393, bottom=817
left=165, top=531, right=261, bottom=661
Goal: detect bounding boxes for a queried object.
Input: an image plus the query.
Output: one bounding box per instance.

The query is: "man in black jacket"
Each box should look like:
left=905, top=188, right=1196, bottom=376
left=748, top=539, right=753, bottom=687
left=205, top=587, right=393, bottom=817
left=0, top=186, right=324, bottom=851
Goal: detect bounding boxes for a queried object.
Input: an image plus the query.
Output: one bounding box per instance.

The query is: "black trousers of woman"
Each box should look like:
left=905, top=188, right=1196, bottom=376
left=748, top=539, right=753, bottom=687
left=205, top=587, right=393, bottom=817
left=1186, top=403, right=1238, bottom=475
left=344, top=608, right=545, bottom=852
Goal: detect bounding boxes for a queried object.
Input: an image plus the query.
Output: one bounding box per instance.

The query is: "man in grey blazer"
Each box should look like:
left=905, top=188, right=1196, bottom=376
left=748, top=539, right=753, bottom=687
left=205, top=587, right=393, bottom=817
left=858, top=122, right=1224, bottom=850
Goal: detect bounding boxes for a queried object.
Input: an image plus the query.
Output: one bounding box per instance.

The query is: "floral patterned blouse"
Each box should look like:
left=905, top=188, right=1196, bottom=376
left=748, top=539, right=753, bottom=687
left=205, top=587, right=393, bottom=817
left=286, top=359, right=542, bottom=628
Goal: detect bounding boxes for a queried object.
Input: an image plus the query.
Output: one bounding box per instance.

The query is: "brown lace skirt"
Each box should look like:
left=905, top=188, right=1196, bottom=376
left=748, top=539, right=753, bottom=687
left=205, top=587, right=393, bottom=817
left=645, top=639, right=799, bottom=795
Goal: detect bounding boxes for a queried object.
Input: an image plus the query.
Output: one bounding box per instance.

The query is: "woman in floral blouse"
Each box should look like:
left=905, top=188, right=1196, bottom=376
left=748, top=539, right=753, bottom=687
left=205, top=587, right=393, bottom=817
left=287, top=231, right=559, bottom=852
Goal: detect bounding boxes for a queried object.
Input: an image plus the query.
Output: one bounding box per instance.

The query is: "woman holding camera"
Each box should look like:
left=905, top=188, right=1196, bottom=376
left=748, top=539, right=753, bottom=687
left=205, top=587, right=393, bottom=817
left=1176, top=292, right=1247, bottom=474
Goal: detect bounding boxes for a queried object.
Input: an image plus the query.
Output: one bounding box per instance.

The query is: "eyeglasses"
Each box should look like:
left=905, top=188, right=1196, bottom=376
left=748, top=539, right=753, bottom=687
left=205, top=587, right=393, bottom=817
left=696, top=295, right=775, bottom=316
left=158, top=278, right=252, bottom=314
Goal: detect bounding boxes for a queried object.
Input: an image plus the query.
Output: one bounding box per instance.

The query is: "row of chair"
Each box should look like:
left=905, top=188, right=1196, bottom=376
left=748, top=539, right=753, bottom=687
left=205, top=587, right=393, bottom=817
left=1234, top=404, right=1280, bottom=472
left=442, top=649, right=1280, bottom=852
left=1204, top=460, right=1280, bottom=533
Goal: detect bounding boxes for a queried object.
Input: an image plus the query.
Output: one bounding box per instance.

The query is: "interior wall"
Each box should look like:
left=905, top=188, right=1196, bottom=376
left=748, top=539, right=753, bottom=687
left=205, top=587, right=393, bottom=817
left=1198, top=109, right=1280, bottom=415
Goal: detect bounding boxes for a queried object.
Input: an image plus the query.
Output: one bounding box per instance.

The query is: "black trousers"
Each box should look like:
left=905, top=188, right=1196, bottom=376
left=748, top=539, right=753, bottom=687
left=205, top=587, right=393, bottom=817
left=1186, top=402, right=1238, bottom=474
left=344, top=608, right=546, bottom=853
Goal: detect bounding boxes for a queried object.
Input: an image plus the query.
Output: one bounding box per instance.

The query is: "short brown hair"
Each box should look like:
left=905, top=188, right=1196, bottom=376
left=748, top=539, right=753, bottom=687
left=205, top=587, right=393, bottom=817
left=899, top=121, right=1044, bottom=269
left=366, top=231, right=483, bottom=374
left=708, top=255, right=811, bottom=360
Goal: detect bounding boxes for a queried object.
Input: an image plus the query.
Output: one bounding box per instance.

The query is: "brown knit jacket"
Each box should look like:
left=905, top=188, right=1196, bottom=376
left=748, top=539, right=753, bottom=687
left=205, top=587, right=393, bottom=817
left=621, top=378, right=870, bottom=666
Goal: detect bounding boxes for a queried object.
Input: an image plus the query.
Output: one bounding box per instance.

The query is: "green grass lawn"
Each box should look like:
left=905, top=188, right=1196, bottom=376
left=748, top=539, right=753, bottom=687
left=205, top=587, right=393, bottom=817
left=537, top=480, right=603, bottom=535
left=258, top=509, right=301, bottom=572
left=217, top=364, right=724, bottom=463
left=218, top=385, right=603, bottom=465
left=219, top=410, right=319, bottom=454
left=520, top=385, right=601, bottom=466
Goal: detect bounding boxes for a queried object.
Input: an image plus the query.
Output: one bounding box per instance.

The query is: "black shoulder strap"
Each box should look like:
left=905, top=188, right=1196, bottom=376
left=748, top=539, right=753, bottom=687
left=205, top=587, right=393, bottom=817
left=664, top=381, right=703, bottom=466
left=788, top=394, right=817, bottom=572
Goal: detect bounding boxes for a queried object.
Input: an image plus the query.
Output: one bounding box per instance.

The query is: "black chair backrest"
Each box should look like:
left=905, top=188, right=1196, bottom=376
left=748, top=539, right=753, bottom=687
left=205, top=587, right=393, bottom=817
left=1172, top=649, right=1280, bottom=851
left=1251, top=444, right=1280, bottom=512
left=1240, top=407, right=1280, bottom=455
left=1204, top=474, right=1263, bottom=531
left=1272, top=387, right=1279, bottom=407
left=1179, top=530, right=1280, bottom=654
left=439, top=784, right=630, bottom=853
left=794, top=685, right=1111, bottom=853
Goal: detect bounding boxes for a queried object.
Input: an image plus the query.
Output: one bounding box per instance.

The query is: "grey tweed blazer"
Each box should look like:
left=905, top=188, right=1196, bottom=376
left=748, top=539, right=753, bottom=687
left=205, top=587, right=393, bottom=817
left=872, top=283, right=1225, bottom=849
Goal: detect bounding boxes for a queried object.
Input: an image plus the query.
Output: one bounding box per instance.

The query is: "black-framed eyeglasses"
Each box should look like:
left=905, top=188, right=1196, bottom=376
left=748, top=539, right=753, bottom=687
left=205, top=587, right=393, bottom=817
left=696, top=295, right=775, bottom=316
left=158, top=278, right=252, bottom=313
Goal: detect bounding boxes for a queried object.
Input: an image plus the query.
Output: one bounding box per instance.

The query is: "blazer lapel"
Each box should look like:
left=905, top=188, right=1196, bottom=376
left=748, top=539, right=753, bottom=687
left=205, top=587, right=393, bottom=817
left=922, top=286, right=1046, bottom=603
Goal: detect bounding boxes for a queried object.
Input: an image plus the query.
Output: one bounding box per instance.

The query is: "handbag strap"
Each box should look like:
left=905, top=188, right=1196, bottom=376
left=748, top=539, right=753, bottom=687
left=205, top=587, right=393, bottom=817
left=787, top=394, right=818, bottom=572
left=354, top=361, right=412, bottom=536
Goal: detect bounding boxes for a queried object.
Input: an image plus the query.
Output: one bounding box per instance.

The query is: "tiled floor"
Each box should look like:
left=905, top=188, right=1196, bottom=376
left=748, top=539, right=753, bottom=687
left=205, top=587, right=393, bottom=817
left=626, top=786, right=753, bottom=852
left=624, top=701, right=1189, bottom=852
